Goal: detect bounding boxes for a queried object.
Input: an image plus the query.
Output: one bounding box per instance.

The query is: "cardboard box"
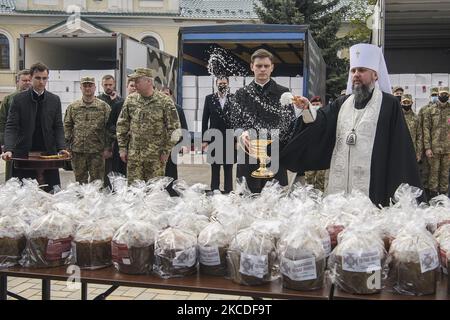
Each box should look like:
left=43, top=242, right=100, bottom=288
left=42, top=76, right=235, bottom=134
left=48, top=81, right=74, bottom=93
left=431, top=73, right=449, bottom=87
left=198, top=76, right=213, bottom=88
left=245, top=77, right=254, bottom=85
left=57, top=70, right=81, bottom=82
left=182, top=98, right=198, bottom=110
left=290, top=77, right=303, bottom=89
left=415, top=85, right=429, bottom=99
left=229, top=76, right=244, bottom=87
left=182, top=75, right=197, bottom=87
left=275, top=77, right=290, bottom=88
left=182, top=86, right=197, bottom=99
left=415, top=74, right=432, bottom=86
left=291, top=88, right=303, bottom=96
left=389, top=74, right=400, bottom=87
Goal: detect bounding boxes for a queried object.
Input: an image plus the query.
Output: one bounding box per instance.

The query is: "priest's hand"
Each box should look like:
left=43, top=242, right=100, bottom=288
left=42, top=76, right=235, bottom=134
left=240, top=131, right=250, bottom=151
left=292, top=96, right=311, bottom=110
left=1, top=151, right=12, bottom=161
left=425, top=149, right=434, bottom=158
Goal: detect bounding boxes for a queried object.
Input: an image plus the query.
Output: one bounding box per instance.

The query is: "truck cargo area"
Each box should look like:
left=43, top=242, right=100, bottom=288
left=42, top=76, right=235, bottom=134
left=21, top=35, right=117, bottom=70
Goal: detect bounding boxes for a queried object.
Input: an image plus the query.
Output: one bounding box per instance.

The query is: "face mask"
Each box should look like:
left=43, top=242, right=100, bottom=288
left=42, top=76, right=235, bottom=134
left=431, top=96, right=438, bottom=104
left=217, top=84, right=228, bottom=94
left=438, top=95, right=449, bottom=103
left=402, top=104, right=412, bottom=111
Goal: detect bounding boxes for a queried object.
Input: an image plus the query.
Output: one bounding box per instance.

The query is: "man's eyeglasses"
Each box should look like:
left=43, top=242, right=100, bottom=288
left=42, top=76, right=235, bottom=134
left=34, top=76, right=48, bottom=81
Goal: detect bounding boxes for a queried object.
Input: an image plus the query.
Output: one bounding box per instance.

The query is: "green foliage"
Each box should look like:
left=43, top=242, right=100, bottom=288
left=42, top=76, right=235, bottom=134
left=255, top=0, right=376, bottom=99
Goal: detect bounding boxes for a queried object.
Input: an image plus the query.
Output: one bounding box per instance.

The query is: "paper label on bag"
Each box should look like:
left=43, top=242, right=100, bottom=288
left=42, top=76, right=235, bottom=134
left=111, top=241, right=131, bottom=265
left=419, top=247, right=439, bottom=273
left=46, top=237, right=72, bottom=261
left=239, top=254, right=268, bottom=279
left=173, top=247, right=197, bottom=267
left=342, top=250, right=381, bottom=273
left=280, top=256, right=317, bottom=281
left=321, top=236, right=331, bottom=256
left=199, top=246, right=220, bottom=266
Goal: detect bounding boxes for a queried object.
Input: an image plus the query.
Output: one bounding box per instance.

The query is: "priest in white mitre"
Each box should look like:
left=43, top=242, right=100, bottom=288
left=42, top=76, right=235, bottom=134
left=281, top=43, right=423, bottom=207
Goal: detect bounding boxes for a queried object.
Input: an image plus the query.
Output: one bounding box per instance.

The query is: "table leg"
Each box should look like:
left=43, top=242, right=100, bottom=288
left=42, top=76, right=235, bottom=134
left=81, top=282, right=88, bottom=300
left=42, top=279, right=51, bottom=300
left=0, top=275, right=7, bottom=300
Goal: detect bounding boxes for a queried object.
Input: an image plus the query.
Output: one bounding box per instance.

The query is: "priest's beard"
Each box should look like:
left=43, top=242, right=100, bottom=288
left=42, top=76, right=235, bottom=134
left=352, top=82, right=375, bottom=106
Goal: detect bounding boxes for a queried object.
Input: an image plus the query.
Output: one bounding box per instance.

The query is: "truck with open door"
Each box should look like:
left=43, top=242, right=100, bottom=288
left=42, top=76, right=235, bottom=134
left=177, top=24, right=326, bottom=133
left=18, top=32, right=177, bottom=113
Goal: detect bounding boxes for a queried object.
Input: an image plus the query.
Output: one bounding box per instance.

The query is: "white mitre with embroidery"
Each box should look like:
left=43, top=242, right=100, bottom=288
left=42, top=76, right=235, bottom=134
left=345, top=43, right=392, bottom=94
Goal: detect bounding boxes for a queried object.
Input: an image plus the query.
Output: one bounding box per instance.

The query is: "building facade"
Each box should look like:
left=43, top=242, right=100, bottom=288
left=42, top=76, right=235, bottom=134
left=0, top=0, right=259, bottom=99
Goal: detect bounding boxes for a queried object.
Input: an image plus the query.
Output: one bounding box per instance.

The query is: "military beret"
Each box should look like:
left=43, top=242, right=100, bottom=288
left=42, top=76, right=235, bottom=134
left=401, top=94, right=413, bottom=103
left=438, top=86, right=449, bottom=94
left=128, top=68, right=153, bottom=79
left=80, top=76, right=95, bottom=84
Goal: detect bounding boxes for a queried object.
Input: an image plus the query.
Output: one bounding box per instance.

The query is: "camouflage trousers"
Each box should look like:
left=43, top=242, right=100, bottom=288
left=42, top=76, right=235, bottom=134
left=127, top=156, right=165, bottom=185
left=418, top=156, right=430, bottom=189
left=72, top=152, right=105, bottom=184
left=429, top=154, right=450, bottom=194
left=305, top=170, right=328, bottom=192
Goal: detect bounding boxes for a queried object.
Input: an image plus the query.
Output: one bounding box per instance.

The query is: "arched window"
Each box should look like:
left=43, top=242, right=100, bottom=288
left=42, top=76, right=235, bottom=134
left=0, top=34, right=10, bottom=69
left=141, top=35, right=160, bottom=49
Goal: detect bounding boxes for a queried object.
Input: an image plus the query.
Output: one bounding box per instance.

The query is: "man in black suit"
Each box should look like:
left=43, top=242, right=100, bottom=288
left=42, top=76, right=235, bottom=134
left=226, top=49, right=296, bottom=193
left=202, top=76, right=235, bottom=193
left=1, top=62, right=69, bottom=192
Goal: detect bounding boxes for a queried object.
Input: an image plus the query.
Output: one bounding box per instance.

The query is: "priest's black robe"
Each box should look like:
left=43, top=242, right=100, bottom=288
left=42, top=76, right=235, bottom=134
left=281, top=92, right=424, bottom=207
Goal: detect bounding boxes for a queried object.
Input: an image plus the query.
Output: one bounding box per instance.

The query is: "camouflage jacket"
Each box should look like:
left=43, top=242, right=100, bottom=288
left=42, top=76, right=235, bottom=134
left=403, top=109, right=420, bottom=155
left=0, top=90, right=19, bottom=146
left=116, top=91, right=181, bottom=159
left=423, top=101, right=450, bottom=154
left=417, top=103, right=435, bottom=156
left=64, top=98, right=112, bottom=153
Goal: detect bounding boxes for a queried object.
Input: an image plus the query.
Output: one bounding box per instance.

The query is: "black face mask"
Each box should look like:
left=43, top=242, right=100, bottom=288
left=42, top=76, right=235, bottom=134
left=402, top=104, right=412, bottom=111
left=218, top=84, right=228, bottom=94
left=438, top=95, right=449, bottom=103
left=395, top=95, right=402, bottom=102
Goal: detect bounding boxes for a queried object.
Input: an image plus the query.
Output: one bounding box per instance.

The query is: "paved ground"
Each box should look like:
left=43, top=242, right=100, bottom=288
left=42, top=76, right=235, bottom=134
left=1, top=154, right=293, bottom=300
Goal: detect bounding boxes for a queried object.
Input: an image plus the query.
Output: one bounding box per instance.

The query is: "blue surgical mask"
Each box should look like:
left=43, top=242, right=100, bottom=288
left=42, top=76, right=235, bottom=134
left=431, top=96, right=438, bottom=103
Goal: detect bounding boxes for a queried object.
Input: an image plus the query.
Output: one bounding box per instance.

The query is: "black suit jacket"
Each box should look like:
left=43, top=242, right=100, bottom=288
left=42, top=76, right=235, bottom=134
left=202, top=93, right=235, bottom=164
left=202, top=93, right=234, bottom=137
left=5, top=89, right=65, bottom=157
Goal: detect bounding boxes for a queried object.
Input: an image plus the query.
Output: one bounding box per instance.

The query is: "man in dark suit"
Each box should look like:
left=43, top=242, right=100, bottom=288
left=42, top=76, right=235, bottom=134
left=202, top=76, right=235, bottom=193
left=226, top=49, right=296, bottom=193
left=1, top=62, right=69, bottom=192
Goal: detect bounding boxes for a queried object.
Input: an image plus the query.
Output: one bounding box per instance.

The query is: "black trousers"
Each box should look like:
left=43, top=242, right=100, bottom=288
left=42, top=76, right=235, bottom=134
left=211, top=163, right=233, bottom=193
left=236, top=163, right=288, bottom=194
left=165, top=155, right=179, bottom=196
left=11, top=166, right=61, bottom=193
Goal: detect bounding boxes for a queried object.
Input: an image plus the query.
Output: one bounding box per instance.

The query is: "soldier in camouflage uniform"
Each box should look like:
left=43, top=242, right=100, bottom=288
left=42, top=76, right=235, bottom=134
left=401, top=94, right=420, bottom=159
left=423, top=86, right=450, bottom=196
left=0, top=70, right=32, bottom=181
left=417, top=87, right=439, bottom=197
left=116, top=68, right=181, bottom=184
left=64, top=77, right=113, bottom=184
